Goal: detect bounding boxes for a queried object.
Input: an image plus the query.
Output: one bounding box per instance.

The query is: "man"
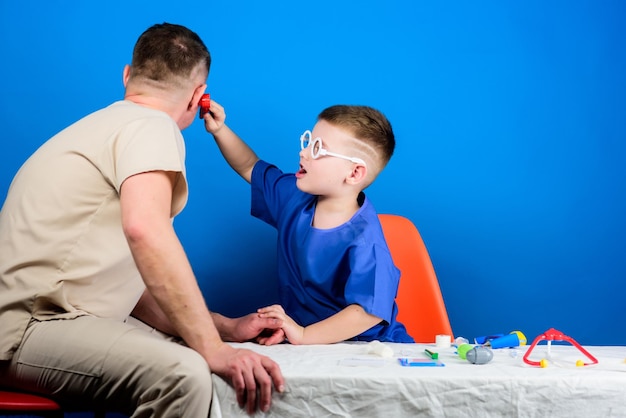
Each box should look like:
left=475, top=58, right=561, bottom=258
left=0, top=22, right=284, bottom=416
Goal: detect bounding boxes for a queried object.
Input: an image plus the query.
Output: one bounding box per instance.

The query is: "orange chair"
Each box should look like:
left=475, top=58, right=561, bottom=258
left=0, top=388, right=107, bottom=417
left=0, top=390, right=62, bottom=417
left=379, top=214, right=453, bottom=343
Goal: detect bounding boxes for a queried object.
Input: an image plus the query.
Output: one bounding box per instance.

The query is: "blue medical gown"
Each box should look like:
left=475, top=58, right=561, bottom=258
left=251, top=160, right=413, bottom=343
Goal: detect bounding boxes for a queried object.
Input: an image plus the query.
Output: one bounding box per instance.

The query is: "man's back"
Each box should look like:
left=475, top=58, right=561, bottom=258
left=0, top=100, right=187, bottom=359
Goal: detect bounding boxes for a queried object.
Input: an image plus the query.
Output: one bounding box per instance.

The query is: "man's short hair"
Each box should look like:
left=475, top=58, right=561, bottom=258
left=130, top=23, right=211, bottom=87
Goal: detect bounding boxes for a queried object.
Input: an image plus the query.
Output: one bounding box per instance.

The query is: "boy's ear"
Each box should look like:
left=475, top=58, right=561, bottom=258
left=346, top=163, right=368, bottom=186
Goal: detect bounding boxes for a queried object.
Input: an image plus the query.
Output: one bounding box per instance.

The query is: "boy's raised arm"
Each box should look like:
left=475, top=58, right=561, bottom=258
left=203, top=99, right=259, bottom=183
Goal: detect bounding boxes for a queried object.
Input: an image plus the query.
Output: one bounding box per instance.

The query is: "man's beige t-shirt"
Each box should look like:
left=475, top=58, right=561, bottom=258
left=0, top=100, right=188, bottom=360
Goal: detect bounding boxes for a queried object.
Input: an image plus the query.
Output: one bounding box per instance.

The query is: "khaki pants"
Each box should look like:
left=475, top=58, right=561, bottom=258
left=0, top=316, right=212, bottom=417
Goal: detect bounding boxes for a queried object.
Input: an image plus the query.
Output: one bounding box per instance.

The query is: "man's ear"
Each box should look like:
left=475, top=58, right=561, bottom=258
left=346, top=164, right=368, bottom=186
left=122, top=65, right=131, bottom=87
left=188, top=83, right=207, bottom=111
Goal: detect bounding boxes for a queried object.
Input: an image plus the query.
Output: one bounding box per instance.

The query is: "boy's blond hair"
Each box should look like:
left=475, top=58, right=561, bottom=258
left=318, top=105, right=395, bottom=175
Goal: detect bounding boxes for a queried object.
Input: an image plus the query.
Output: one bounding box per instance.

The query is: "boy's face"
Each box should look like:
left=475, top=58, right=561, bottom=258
left=295, top=120, right=364, bottom=195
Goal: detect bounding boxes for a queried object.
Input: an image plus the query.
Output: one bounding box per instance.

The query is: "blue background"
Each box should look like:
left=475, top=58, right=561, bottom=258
left=1, top=0, right=624, bottom=350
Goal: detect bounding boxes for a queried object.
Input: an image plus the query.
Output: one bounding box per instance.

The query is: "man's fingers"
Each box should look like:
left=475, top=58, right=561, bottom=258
left=255, top=366, right=273, bottom=413
left=224, top=349, right=284, bottom=413
left=232, top=370, right=246, bottom=409
left=262, top=329, right=286, bottom=346
left=263, top=356, right=285, bottom=393
left=243, top=367, right=258, bottom=414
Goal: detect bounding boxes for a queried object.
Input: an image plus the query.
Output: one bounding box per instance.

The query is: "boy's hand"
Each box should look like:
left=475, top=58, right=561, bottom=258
left=202, top=98, right=226, bottom=134
left=257, top=305, right=305, bottom=345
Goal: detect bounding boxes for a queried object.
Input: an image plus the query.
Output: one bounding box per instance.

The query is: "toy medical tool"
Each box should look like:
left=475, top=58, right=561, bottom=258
left=457, top=343, right=493, bottom=364
left=198, top=93, right=211, bottom=118
left=522, top=328, right=598, bottom=367
left=424, top=349, right=438, bottom=360
left=457, top=343, right=473, bottom=360
left=435, top=334, right=452, bottom=348
left=398, top=358, right=444, bottom=367
left=466, top=346, right=493, bottom=364
left=475, top=331, right=527, bottom=349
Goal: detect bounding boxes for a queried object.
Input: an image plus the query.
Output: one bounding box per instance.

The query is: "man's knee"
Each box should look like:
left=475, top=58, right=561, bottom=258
left=139, top=350, right=213, bottom=416
left=173, top=350, right=212, bottom=393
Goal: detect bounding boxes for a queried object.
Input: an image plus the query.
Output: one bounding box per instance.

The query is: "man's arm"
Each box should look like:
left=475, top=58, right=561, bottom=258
left=131, top=289, right=285, bottom=343
left=121, top=170, right=222, bottom=352
left=131, top=289, right=179, bottom=336
left=202, top=100, right=259, bottom=183
left=121, top=170, right=284, bottom=413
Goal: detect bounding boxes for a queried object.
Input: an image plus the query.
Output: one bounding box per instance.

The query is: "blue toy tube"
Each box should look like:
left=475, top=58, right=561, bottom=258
left=489, top=333, right=520, bottom=349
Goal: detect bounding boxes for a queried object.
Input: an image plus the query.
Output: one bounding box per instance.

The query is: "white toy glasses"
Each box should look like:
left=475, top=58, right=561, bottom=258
left=300, top=130, right=366, bottom=166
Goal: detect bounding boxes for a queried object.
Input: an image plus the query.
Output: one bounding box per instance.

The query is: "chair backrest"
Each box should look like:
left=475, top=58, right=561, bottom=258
left=379, top=214, right=453, bottom=343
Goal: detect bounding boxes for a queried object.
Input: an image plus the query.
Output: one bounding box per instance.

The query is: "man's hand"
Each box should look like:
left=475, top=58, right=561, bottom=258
left=229, top=312, right=286, bottom=345
left=208, top=344, right=285, bottom=414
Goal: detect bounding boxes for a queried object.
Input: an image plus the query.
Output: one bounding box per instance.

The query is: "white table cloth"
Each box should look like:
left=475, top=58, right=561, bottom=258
left=210, top=342, right=626, bottom=417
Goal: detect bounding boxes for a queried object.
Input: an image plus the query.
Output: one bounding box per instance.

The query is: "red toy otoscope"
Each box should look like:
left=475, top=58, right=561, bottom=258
left=198, top=93, right=211, bottom=119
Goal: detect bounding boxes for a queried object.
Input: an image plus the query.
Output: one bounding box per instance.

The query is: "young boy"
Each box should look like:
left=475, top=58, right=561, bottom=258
left=204, top=100, right=414, bottom=344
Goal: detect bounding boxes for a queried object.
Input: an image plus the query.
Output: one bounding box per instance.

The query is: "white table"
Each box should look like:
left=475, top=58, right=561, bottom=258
left=210, top=342, right=626, bottom=418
